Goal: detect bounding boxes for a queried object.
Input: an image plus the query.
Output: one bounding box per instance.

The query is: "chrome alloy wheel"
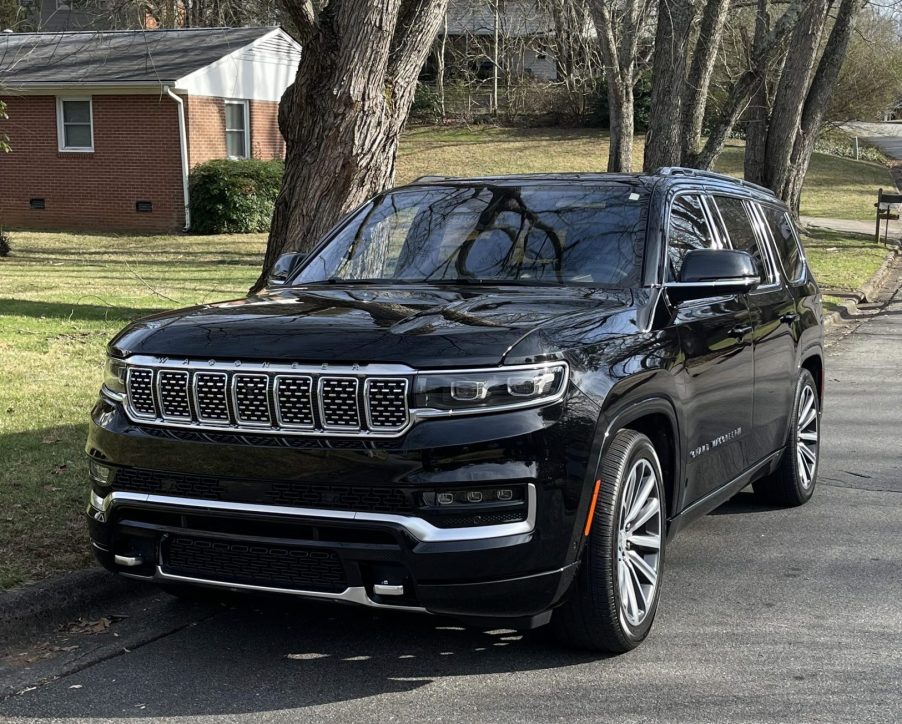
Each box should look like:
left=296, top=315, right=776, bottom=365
left=797, top=384, right=819, bottom=488
left=616, top=458, right=662, bottom=628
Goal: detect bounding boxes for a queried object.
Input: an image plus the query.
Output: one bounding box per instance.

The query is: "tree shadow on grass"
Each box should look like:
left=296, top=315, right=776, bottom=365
left=0, top=299, right=167, bottom=322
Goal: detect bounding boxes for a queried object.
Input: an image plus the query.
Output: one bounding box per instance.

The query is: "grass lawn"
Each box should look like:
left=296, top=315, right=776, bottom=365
left=0, top=126, right=894, bottom=589
left=398, top=128, right=893, bottom=222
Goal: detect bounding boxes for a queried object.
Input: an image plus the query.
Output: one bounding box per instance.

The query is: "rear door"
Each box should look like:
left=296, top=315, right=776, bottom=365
left=709, top=195, right=797, bottom=463
left=666, top=193, right=755, bottom=506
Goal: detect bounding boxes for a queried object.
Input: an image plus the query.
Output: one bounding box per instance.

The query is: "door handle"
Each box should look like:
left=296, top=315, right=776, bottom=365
left=728, top=325, right=752, bottom=339
left=780, top=312, right=800, bottom=324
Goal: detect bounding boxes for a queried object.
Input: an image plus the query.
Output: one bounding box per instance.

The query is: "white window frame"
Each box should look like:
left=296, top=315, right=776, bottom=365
left=56, top=96, right=94, bottom=152
left=224, top=99, right=250, bottom=160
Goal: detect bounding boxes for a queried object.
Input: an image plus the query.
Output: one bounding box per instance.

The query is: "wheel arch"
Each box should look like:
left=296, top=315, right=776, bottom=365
left=800, top=352, right=824, bottom=401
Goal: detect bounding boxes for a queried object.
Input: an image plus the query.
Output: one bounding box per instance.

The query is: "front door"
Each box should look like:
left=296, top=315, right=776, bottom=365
left=665, top=193, right=755, bottom=506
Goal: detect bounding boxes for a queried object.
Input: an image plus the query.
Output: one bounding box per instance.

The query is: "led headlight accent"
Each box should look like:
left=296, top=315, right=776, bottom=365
left=414, top=363, right=568, bottom=413
left=102, top=357, right=127, bottom=397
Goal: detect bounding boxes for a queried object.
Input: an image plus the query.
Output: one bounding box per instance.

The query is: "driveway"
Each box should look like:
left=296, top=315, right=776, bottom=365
left=2, top=280, right=901, bottom=723
left=844, top=121, right=902, bottom=161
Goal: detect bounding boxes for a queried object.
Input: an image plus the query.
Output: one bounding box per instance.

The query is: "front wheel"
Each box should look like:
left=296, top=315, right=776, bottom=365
left=552, top=429, right=666, bottom=652
left=753, top=368, right=820, bottom=507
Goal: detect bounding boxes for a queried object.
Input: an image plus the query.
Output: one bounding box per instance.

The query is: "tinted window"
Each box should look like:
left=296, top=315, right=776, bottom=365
left=713, top=196, right=768, bottom=280
left=667, top=195, right=716, bottom=280
left=761, top=204, right=805, bottom=282
left=294, top=184, right=649, bottom=287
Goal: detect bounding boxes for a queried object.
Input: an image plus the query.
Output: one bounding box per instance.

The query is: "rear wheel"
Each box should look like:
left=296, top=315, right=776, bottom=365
left=753, top=368, right=820, bottom=507
left=552, top=429, right=666, bottom=652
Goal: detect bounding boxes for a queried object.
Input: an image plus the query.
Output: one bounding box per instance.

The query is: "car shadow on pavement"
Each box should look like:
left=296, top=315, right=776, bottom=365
left=0, top=597, right=611, bottom=719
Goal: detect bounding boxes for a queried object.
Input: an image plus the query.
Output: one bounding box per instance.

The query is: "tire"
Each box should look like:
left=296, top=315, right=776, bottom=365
left=752, top=368, right=820, bottom=507
left=552, top=429, right=666, bottom=653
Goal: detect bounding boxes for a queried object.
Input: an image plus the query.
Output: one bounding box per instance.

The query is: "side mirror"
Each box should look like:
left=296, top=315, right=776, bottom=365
left=267, top=252, right=307, bottom=288
left=667, top=249, right=759, bottom=302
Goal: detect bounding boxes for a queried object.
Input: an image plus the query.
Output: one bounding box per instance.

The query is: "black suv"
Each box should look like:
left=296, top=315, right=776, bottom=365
left=87, top=168, right=823, bottom=652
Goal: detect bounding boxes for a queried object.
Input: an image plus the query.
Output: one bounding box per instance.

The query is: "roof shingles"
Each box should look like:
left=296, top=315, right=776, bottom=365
left=0, top=27, right=275, bottom=86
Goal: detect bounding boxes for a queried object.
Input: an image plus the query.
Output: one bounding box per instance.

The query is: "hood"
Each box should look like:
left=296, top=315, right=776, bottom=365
left=110, top=284, right=647, bottom=368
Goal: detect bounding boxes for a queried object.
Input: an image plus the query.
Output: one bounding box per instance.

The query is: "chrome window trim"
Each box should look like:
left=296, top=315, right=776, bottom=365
left=317, top=376, right=361, bottom=431
left=273, top=374, right=315, bottom=430
left=156, top=369, right=192, bottom=422
left=192, top=371, right=231, bottom=426
left=364, top=377, right=410, bottom=431
left=231, top=373, right=274, bottom=428
left=90, top=483, right=537, bottom=543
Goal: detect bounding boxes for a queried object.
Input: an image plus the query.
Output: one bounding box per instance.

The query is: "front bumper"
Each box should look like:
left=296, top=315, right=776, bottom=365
left=86, top=393, right=599, bottom=624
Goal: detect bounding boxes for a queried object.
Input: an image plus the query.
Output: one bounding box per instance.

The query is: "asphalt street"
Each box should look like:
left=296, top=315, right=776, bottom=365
left=1, top=280, right=901, bottom=723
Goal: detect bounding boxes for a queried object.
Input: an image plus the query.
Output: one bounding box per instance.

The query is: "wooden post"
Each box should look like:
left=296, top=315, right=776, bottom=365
left=876, top=188, right=883, bottom=244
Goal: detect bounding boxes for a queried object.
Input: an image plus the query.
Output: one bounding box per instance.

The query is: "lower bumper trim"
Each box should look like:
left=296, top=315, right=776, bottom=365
left=123, top=566, right=429, bottom=613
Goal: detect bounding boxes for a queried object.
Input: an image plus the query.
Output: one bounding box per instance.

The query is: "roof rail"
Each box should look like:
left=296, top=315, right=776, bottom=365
left=411, top=175, right=453, bottom=183
left=654, top=166, right=775, bottom=196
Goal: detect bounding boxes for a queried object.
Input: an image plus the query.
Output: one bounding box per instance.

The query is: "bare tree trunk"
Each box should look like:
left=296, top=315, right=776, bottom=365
left=782, top=0, right=863, bottom=212
left=743, top=0, right=773, bottom=184
left=680, top=0, right=731, bottom=161
left=688, top=0, right=804, bottom=170
left=437, top=14, right=447, bottom=122
left=252, top=0, right=450, bottom=293
left=762, top=0, right=831, bottom=194
left=589, top=0, right=650, bottom=172
left=643, top=0, right=695, bottom=171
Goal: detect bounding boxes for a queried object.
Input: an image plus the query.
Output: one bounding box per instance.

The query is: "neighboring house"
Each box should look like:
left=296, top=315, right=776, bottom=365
left=439, top=0, right=561, bottom=81
left=0, top=27, right=300, bottom=232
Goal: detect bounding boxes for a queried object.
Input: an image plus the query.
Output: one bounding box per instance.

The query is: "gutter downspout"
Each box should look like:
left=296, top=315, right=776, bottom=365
left=164, top=85, right=190, bottom=231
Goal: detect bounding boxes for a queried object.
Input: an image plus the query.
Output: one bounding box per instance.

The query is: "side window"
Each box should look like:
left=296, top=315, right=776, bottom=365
left=712, top=196, right=769, bottom=281
left=666, top=194, right=716, bottom=280
left=760, top=204, right=805, bottom=283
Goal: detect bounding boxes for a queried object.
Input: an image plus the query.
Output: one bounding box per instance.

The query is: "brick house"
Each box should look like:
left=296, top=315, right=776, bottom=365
left=0, top=27, right=301, bottom=232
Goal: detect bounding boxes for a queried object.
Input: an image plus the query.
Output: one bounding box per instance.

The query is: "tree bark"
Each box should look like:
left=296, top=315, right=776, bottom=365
left=782, top=0, right=864, bottom=212
left=252, top=0, right=450, bottom=293
left=688, top=0, right=804, bottom=170
left=743, top=0, right=774, bottom=184
left=643, top=0, right=695, bottom=171
left=590, top=0, right=652, bottom=172
left=680, top=0, right=731, bottom=161
left=761, top=0, right=831, bottom=195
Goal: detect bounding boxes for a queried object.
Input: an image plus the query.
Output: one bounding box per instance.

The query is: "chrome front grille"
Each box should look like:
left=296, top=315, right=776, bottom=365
left=123, top=361, right=412, bottom=437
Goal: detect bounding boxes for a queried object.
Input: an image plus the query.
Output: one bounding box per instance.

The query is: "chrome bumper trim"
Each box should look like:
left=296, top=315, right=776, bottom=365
left=90, top=483, right=536, bottom=543
left=121, top=567, right=428, bottom=613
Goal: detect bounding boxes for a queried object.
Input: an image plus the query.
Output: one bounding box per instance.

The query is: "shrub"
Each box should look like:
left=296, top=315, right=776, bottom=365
left=189, top=159, right=284, bottom=234
left=0, top=229, right=10, bottom=258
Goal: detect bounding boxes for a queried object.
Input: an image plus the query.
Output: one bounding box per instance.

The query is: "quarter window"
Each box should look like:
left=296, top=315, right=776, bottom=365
left=57, top=98, right=93, bottom=152
left=760, top=204, right=806, bottom=283
left=712, top=196, right=769, bottom=281
left=224, top=101, right=249, bottom=159
left=666, top=194, right=717, bottom=280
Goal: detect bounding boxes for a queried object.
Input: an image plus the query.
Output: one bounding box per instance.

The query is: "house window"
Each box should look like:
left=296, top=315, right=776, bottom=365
left=224, top=100, right=249, bottom=159
left=57, top=97, right=94, bottom=152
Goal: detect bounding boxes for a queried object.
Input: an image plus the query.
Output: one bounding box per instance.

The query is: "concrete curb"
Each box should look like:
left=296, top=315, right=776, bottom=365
left=0, top=566, right=154, bottom=646
left=823, top=247, right=901, bottom=331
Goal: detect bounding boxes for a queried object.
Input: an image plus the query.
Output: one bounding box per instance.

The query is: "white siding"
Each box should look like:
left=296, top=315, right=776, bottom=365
left=177, top=29, right=301, bottom=103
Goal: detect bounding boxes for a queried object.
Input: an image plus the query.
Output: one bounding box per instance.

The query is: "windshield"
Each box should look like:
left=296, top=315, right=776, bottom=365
left=293, top=183, right=650, bottom=287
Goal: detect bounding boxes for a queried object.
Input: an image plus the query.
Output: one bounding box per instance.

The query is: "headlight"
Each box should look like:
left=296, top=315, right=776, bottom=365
left=102, top=357, right=127, bottom=397
left=414, top=363, right=568, bottom=413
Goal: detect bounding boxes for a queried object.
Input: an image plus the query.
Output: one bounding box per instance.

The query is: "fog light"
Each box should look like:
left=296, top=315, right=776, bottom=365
left=437, top=492, right=454, bottom=505
left=88, top=459, right=113, bottom=486
left=466, top=491, right=483, bottom=503
left=496, top=489, right=513, bottom=501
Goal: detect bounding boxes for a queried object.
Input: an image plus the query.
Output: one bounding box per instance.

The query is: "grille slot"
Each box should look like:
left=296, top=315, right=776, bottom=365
left=319, top=378, right=360, bottom=429
left=127, top=368, right=156, bottom=417
left=274, top=375, right=314, bottom=428
left=162, top=535, right=346, bottom=592
left=366, top=379, right=409, bottom=430
left=233, top=374, right=271, bottom=425
left=194, top=372, right=230, bottom=423
left=157, top=371, right=191, bottom=419
left=124, top=364, right=410, bottom=437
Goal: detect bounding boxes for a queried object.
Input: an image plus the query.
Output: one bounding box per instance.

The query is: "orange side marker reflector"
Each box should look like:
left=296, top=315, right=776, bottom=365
left=584, top=479, right=602, bottom=537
